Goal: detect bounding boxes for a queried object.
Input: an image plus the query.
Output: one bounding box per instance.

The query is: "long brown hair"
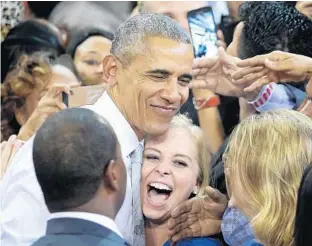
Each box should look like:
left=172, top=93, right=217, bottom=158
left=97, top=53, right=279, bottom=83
left=1, top=53, right=52, bottom=141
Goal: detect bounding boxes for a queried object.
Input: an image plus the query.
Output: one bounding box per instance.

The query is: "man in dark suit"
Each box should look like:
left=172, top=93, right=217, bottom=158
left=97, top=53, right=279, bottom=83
left=31, top=108, right=128, bottom=246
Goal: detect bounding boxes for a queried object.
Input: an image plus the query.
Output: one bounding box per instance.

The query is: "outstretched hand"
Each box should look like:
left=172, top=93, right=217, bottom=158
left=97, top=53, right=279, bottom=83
left=167, top=186, right=228, bottom=243
left=232, top=51, right=312, bottom=92
left=190, top=47, right=263, bottom=100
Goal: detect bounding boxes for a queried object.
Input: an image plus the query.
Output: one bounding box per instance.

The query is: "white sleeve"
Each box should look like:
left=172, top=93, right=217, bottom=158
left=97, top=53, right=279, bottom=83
left=248, top=83, right=296, bottom=112
left=0, top=136, right=49, bottom=246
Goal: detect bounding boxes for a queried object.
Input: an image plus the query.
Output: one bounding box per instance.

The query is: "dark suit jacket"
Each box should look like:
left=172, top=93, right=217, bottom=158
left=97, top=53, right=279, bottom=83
left=31, top=217, right=129, bottom=246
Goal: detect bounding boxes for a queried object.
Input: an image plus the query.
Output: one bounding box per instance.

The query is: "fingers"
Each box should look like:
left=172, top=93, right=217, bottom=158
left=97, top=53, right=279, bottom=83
left=168, top=214, right=197, bottom=236
left=218, top=47, right=230, bottom=63
left=264, top=58, right=293, bottom=72
left=236, top=54, right=267, bottom=68
left=170, top=199, right=194, bottom=218
left=244, top=76, right=271, bottom=92
left=191, top=67, right=210, bottom=77
left=231, top=66, right=266, bottom=81
left=232, top=68, right=270, bottom=88
left=204, top=186, right=228, bottom=205
left=37, top=85, right=70, bottom=110
left=40, top=99, right=67, bottom=110
left=217, top=30, right=227, bottom=49
left=218, top=47, right=238, bottom=71
left=217, top=40, right=227, bottom=50
left=168, top=213, right=188, bottom=228
left=192, top=56, right=218, bottom=69
left=45, top=84, right=71, bottom=98
left=169, top=219, right=222, bottom=243
left=217, top=29, right=225, bottom=41
left=237, top=51, right=288, bottom=68
left=189, top=77, right=214, bottom=91
left=170, top=226, right=197, bottom=243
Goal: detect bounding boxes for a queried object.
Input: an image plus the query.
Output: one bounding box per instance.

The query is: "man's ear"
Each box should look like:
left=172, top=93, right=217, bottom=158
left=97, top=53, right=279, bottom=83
left=102, top=55, right=118, bottom=86
left=103, top=160, right=119, bottom=192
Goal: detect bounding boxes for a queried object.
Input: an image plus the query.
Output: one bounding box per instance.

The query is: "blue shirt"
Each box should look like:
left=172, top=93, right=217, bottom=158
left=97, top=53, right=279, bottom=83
left=221, top=207, right=255, bottom=246
left=163, top=237, right=221, bottom=246
left=244, top=239, right=263, bottom=246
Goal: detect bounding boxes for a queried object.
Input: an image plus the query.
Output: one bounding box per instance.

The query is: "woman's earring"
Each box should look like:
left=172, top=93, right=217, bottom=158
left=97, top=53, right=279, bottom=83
left=193, top=186, right=199, bottom=195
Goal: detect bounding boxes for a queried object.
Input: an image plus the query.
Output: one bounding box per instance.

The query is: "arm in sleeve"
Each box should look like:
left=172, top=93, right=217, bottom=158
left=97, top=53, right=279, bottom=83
left=248, top=83, right=306, bottom=112
left=1, top=137, right=49, bottom=246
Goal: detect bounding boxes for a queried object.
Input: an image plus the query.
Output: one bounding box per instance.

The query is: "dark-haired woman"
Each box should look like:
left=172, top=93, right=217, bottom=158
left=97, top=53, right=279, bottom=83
left=1, top=19, right=66, bottom=82
left=67, top=28, right=113, bottom=85
left=1, top=52, right=80, bottom=142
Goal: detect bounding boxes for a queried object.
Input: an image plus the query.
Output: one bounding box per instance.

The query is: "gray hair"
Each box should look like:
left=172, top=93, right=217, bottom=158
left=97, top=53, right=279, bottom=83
left=111, top=13, right=191, bottom=65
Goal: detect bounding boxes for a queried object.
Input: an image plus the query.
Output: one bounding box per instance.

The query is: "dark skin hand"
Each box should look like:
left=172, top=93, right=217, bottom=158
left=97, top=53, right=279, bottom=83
left=190, top=47, right=264, bottom=100
left=232, top=51, right=312, bottom=93
left=167, top=186, right=228, bottom=244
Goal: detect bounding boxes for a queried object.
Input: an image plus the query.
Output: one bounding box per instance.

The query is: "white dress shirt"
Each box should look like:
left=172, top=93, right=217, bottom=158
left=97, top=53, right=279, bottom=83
left=0, top=92, right=140, bottom=245
left=49, top=211, right=123, bottom=238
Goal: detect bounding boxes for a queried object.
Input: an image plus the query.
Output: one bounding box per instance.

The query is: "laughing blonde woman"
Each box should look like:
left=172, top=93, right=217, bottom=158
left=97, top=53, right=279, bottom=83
left=142, top=114, right=221, bottom=246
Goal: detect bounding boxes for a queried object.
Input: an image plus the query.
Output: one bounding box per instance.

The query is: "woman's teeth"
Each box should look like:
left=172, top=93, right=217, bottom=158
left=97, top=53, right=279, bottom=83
left=149, top=182, right=172, bottom=191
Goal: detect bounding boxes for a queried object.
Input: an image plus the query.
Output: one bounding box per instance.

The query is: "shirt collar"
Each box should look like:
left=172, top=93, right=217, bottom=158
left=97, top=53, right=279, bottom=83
left=49, top=211, right=123, bottom=238
left=90, top=91, right=140, bottom=157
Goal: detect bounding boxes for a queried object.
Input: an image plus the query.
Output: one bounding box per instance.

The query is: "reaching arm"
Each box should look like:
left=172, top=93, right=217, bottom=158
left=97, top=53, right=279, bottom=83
left=167, top=186, right=228, bottom=243
left=192, top=88, right=224, bottom=154
left=232, top=51, right=312, bottom=92
left=1, top=137, right=49, bottom=246
left=247, top=83, right=306, bottom=112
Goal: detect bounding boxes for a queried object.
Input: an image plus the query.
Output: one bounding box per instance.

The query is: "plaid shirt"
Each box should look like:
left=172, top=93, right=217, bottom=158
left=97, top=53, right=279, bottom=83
left=221, top=207, right=255, bottom=246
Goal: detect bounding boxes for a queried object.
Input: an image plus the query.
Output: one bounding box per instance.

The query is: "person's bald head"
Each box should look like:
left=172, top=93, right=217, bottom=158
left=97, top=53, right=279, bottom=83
left=141, top=1, right=207, bottom=33
left=33, top=108, right=126, bottom=216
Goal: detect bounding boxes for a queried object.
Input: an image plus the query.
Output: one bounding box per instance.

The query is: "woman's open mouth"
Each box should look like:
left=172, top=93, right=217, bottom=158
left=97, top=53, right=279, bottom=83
left=147, top=182, right=173, bottom=207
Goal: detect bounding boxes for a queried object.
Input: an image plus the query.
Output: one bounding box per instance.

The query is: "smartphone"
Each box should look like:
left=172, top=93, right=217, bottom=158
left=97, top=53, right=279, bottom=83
left=63, top=84, right=106, bottom=108
left=187, top=6, right=218, bottom=58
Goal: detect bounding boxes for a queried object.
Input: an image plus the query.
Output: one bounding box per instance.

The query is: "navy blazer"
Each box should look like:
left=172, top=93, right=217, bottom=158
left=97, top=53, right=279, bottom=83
left=31, top=217, right=129, bottom=246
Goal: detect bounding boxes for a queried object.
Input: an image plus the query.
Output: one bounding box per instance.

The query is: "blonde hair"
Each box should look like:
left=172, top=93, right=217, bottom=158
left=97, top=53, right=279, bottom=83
left=224, top=110, right=312, bottom=246
left=168, top=114, right=210, bottom=196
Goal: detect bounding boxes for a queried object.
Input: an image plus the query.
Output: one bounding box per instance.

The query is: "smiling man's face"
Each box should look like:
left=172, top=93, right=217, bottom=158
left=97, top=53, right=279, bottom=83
left=115, top=36, right=193, bottom=138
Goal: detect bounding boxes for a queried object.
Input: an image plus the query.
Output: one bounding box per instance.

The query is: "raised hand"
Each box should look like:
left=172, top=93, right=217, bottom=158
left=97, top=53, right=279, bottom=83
left=232, top=51, right=312, bottom=92
left=167, top=186, right=228, bottom=243
left=216, top=30, right=227, bottom=50
left=190, top=47, right=263, bottom=100
left=17, top=84, right=71, bottom=141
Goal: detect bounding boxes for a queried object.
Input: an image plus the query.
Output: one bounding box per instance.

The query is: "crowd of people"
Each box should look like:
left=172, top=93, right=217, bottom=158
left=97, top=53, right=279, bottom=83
left=1, top=1, right=312, bottom=246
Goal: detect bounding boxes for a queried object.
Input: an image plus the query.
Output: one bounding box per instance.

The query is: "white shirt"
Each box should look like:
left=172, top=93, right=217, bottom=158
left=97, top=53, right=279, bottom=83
left=49, top=211, right=123, bottom=238
left=0, top=92, right=140, bottom=245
